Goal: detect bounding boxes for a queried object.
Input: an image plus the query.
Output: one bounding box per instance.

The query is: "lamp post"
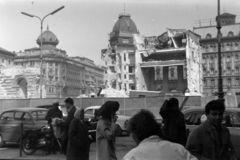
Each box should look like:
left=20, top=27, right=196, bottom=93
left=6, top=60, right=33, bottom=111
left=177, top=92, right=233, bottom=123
left=21, top=6, right=64, bottom=98
left=216, top=0, right=224, bottom=101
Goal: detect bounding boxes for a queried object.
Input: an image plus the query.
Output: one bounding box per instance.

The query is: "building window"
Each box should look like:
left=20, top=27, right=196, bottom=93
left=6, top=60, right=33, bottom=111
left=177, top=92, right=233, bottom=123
left=236, top=55, right=239, bottom=61
left=236, top=79, right=240, bottom=85
left=210, top=68, right=214, bottom=74
left=210, top=57, right=214, bottom=63
left=227, top=67, right=231, bottom=74
left=228, top=79, right=232, bottom=86
left=129, top=66, right=133, bottom=73
left=211, top=79, right=215, bottom=86
left=124, top=54, right=126, bottom=61
left=43, top=69, right=46, bottom=74
left=226, top=56, right=231, bottom=62
left=49, top=62, right=53, bottom=66
left=206, top=34, right=212, bottom=39
left=228, top=31, right=234, bottom=37
left=203, top=79, right=207, bottom=86
left=235, top=67, right=239, bottom=74
left=202, top=58, right=206, bottom=63
left=2, top=59, right=4, bottom=63
left=124, top=74, right=126, bottom=79
left=203, top=69, right=206, bottom=75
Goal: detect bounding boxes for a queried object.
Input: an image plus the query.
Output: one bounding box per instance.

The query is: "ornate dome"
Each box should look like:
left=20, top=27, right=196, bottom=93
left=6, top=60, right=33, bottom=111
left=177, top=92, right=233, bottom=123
left=36, top=26, right=59, bottom=49
left=112, top=13, right=138, bottom=33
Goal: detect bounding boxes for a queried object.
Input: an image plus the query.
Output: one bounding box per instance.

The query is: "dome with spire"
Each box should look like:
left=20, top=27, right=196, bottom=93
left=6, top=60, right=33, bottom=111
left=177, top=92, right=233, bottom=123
left=112, top=13, right=138, bottom=34
left=36, top=26, right=59, bottom=49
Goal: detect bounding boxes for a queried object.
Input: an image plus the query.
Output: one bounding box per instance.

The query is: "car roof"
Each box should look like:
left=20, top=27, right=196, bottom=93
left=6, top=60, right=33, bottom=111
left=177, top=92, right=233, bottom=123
left=183, top=107, right=240, bottom=113
left=86, top=106, right=101, bottom=110
left=3, top=107, right=47, bottom=112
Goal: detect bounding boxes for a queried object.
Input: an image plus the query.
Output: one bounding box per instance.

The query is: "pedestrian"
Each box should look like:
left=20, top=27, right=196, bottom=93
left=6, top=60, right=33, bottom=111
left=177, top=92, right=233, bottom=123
left=45, top=100, right=63, bottom=154
left=45, top=100, right=63, bottom=124
left=58, top=97, right=76, bottom=155
left=66, top=108, right=90, bottom=160
left=186, top=100, right=236, bottom=160
left=96, top=101, right=119, bottom=160
left=123, top=109, right=196, bottom=160
left=159, top=97, right=187, bottom=146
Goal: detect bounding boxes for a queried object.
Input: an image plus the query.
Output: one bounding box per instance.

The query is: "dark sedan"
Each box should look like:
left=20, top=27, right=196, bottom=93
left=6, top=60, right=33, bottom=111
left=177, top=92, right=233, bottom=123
left=0, top=108, right=48, bottom=147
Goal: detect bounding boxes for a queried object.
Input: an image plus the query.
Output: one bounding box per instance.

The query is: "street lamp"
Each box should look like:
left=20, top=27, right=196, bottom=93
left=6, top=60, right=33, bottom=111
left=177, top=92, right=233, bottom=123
left=21, top=6, right=64, bottom=98
left=216, top=0, right=224, bottom=101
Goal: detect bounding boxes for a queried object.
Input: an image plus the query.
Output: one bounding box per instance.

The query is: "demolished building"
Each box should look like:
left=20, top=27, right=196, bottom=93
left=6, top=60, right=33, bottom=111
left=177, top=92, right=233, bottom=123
left=134, top=29, right=203, bottom=96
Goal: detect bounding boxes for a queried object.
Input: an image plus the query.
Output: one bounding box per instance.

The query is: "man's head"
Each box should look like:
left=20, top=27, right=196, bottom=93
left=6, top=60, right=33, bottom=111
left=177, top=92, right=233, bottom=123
left=205, top=100, right=225, bottom=127
left=52, top=100, right=59, bottom=109
left=64, top=97, right=74, bottom=109
left=168, top=97, right=179, bottom=110
left=127, top=109, right=162, bottom=146
left=74, top=108, right=84, bottom=120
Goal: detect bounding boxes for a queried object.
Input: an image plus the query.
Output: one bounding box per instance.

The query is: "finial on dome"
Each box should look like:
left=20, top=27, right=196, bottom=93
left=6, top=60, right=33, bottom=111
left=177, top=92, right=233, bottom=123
left=47, top=25, right=49, bottom=30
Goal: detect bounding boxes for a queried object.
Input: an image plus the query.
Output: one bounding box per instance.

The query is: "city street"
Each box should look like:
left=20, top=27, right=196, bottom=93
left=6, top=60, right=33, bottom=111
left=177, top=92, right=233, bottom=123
left=0, top=135, right=135, bottom=159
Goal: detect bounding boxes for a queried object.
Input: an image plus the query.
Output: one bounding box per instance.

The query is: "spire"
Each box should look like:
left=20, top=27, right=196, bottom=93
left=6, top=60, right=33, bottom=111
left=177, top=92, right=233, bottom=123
left=47, top=24, right=49, bottom=30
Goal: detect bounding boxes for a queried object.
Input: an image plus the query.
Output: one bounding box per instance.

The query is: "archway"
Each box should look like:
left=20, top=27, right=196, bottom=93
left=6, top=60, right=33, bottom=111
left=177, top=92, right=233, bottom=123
left=17, top=78, right=28, bottom=98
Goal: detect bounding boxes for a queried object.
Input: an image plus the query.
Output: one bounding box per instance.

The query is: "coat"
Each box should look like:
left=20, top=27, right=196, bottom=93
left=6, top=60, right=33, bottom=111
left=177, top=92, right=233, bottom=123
left=96, top=118, right=117, bottom=160
left=123, top=135, right=196, bottom=160
left=160, top=101, right=187, bottom=146
left=186, top=119, right=236, bottom=160
left=45, top=106, right=63, bottom=124
left=66, top=118, right=90, bottom=160
left=61, top=106, right=76, bottom=133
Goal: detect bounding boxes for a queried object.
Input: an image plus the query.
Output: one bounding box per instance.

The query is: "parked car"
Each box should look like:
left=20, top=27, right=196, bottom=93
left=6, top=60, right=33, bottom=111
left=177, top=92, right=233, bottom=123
left=84, top=105, right=130, bottom=140
left=183, top=107, right=240, bottom=159
left=0, top=108, right=48, bottom=147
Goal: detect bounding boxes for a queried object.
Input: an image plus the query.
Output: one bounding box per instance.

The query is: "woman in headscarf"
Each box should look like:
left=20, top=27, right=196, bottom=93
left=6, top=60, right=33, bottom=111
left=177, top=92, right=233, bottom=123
left=66, top=108, right=90, bottom=160
left=96, top=101, right=120, bottom=160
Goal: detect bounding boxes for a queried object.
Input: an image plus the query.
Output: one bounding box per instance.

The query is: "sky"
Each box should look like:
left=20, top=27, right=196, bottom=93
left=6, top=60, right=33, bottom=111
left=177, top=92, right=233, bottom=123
left=0, top=0, right=240, bottom=66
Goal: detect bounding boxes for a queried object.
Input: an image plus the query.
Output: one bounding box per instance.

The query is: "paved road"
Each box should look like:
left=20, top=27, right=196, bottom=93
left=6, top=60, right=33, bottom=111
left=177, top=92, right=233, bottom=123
left=0, top=135, right=135, bottom=159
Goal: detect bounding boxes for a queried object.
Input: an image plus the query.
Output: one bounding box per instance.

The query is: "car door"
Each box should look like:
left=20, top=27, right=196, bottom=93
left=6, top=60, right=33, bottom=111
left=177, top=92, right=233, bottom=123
left=0, top=111, right=16, bottom=142
left=222, top=112, right=240, bottom=158
left=13, top=111, right=35, bottom=141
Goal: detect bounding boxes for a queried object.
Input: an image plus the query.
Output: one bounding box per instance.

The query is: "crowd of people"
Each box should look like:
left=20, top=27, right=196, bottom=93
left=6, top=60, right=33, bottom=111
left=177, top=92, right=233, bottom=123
left=45, top=97, right=237, bottom=160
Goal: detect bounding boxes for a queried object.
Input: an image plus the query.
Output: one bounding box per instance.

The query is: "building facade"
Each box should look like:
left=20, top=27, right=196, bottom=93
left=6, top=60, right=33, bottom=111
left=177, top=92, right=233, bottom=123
left=194, top=13, right=240, bottom=96
left=0, top=27, right=104, bottom=98
left=102, top=13, right=139, bottom=92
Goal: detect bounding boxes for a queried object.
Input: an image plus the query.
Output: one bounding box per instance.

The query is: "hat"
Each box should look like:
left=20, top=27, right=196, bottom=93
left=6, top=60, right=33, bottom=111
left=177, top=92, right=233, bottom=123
left=95, top=101, right=120, bottom=118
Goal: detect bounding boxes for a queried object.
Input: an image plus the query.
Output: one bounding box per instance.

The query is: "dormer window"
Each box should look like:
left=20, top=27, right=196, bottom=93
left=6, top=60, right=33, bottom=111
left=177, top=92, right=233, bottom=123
left=206, top=34, right=212, bottom=39
left=228, top=31, right=234, bottom=37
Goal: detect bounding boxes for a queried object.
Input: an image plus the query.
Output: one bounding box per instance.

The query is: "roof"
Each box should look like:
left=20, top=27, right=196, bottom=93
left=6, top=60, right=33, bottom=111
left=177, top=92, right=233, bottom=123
left=183, top=107, right=240, bottom=113
left=4, top=107, right=47, bottom=112
left=36, top=26, right=59, bottom=46
left=86, top=106, right=101, bottom=110
left=220, top=13, right=236, bottom=18
left=112, top=13, right=138, bottom=33
left=0, top=47, right=15, bottom=56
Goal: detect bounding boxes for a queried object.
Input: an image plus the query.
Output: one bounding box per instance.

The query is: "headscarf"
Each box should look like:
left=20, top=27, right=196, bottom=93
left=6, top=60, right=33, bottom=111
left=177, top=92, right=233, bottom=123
left=95, top=101, right=120, bottom=120
left=74, top=108, right=84, bottom=119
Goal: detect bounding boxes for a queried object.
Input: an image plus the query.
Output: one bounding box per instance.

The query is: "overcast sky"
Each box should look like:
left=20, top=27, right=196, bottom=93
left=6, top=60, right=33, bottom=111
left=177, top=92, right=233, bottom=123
left=0, top=0, right=240, bottom=65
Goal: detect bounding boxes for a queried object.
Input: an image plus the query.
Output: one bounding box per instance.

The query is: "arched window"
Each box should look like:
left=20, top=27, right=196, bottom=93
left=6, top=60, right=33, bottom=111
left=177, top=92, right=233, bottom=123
left=211, top=79, right=215, bottom=86
left=206, top=34, right=212, bottom=39
left=210, top=68, right=214, bottom=74
left=228, top=31, right=234, bottom=37
left=227, top=78, right=232, bottom=86
left=203, top=79, right=207, bottom=86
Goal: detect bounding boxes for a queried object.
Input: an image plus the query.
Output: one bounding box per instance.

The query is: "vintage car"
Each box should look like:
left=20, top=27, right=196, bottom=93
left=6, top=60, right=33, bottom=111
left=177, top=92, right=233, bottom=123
left=0, top=108, right=48, bottom=147
left=183, top=107, right=240, bottom=159
left=84, top=105, right=130, bottom=140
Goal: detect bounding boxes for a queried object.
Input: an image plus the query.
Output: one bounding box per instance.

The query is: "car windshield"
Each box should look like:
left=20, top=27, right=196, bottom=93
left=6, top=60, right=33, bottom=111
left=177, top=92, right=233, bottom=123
left=31, top=110, right=47, bottom=121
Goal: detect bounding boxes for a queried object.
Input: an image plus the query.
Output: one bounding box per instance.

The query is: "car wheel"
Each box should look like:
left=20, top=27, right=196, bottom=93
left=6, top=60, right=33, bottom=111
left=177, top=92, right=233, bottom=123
left=114, top=124, right=122, bottom=136
left=0, top=134, right=5, bottom=148
left=22, top=137, right=37, bottom=155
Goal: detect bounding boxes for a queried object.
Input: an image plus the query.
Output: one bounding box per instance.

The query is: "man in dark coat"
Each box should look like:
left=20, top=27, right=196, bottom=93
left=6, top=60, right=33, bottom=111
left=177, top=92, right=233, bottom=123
left=186, top=100, right=236, bottom=160
left=67, top=108, right=90, bottom=160
left=59, top=97, right=76, bottom=155
left=159, top=97, right=187, bottom=146
left=45, top=100, right=63, bottom=124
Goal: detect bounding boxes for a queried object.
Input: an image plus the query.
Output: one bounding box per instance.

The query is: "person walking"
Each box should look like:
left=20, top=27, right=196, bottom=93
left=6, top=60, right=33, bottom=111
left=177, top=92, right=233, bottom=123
left=96, top=101, right=119, bottom=160
left=66, top=108, right=90, bottom=160
left=59, top=97, right=76, bottom=155
left=123, top=109, right=196, bottom=160
left=159, top=97, right=187, bottom=146
left=186, top=100, right=236, bottom=160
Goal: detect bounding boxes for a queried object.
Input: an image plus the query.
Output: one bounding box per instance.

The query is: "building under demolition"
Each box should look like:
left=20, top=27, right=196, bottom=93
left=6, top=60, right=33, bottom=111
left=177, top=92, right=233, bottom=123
left=134, top=29, right=202, bottom=96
